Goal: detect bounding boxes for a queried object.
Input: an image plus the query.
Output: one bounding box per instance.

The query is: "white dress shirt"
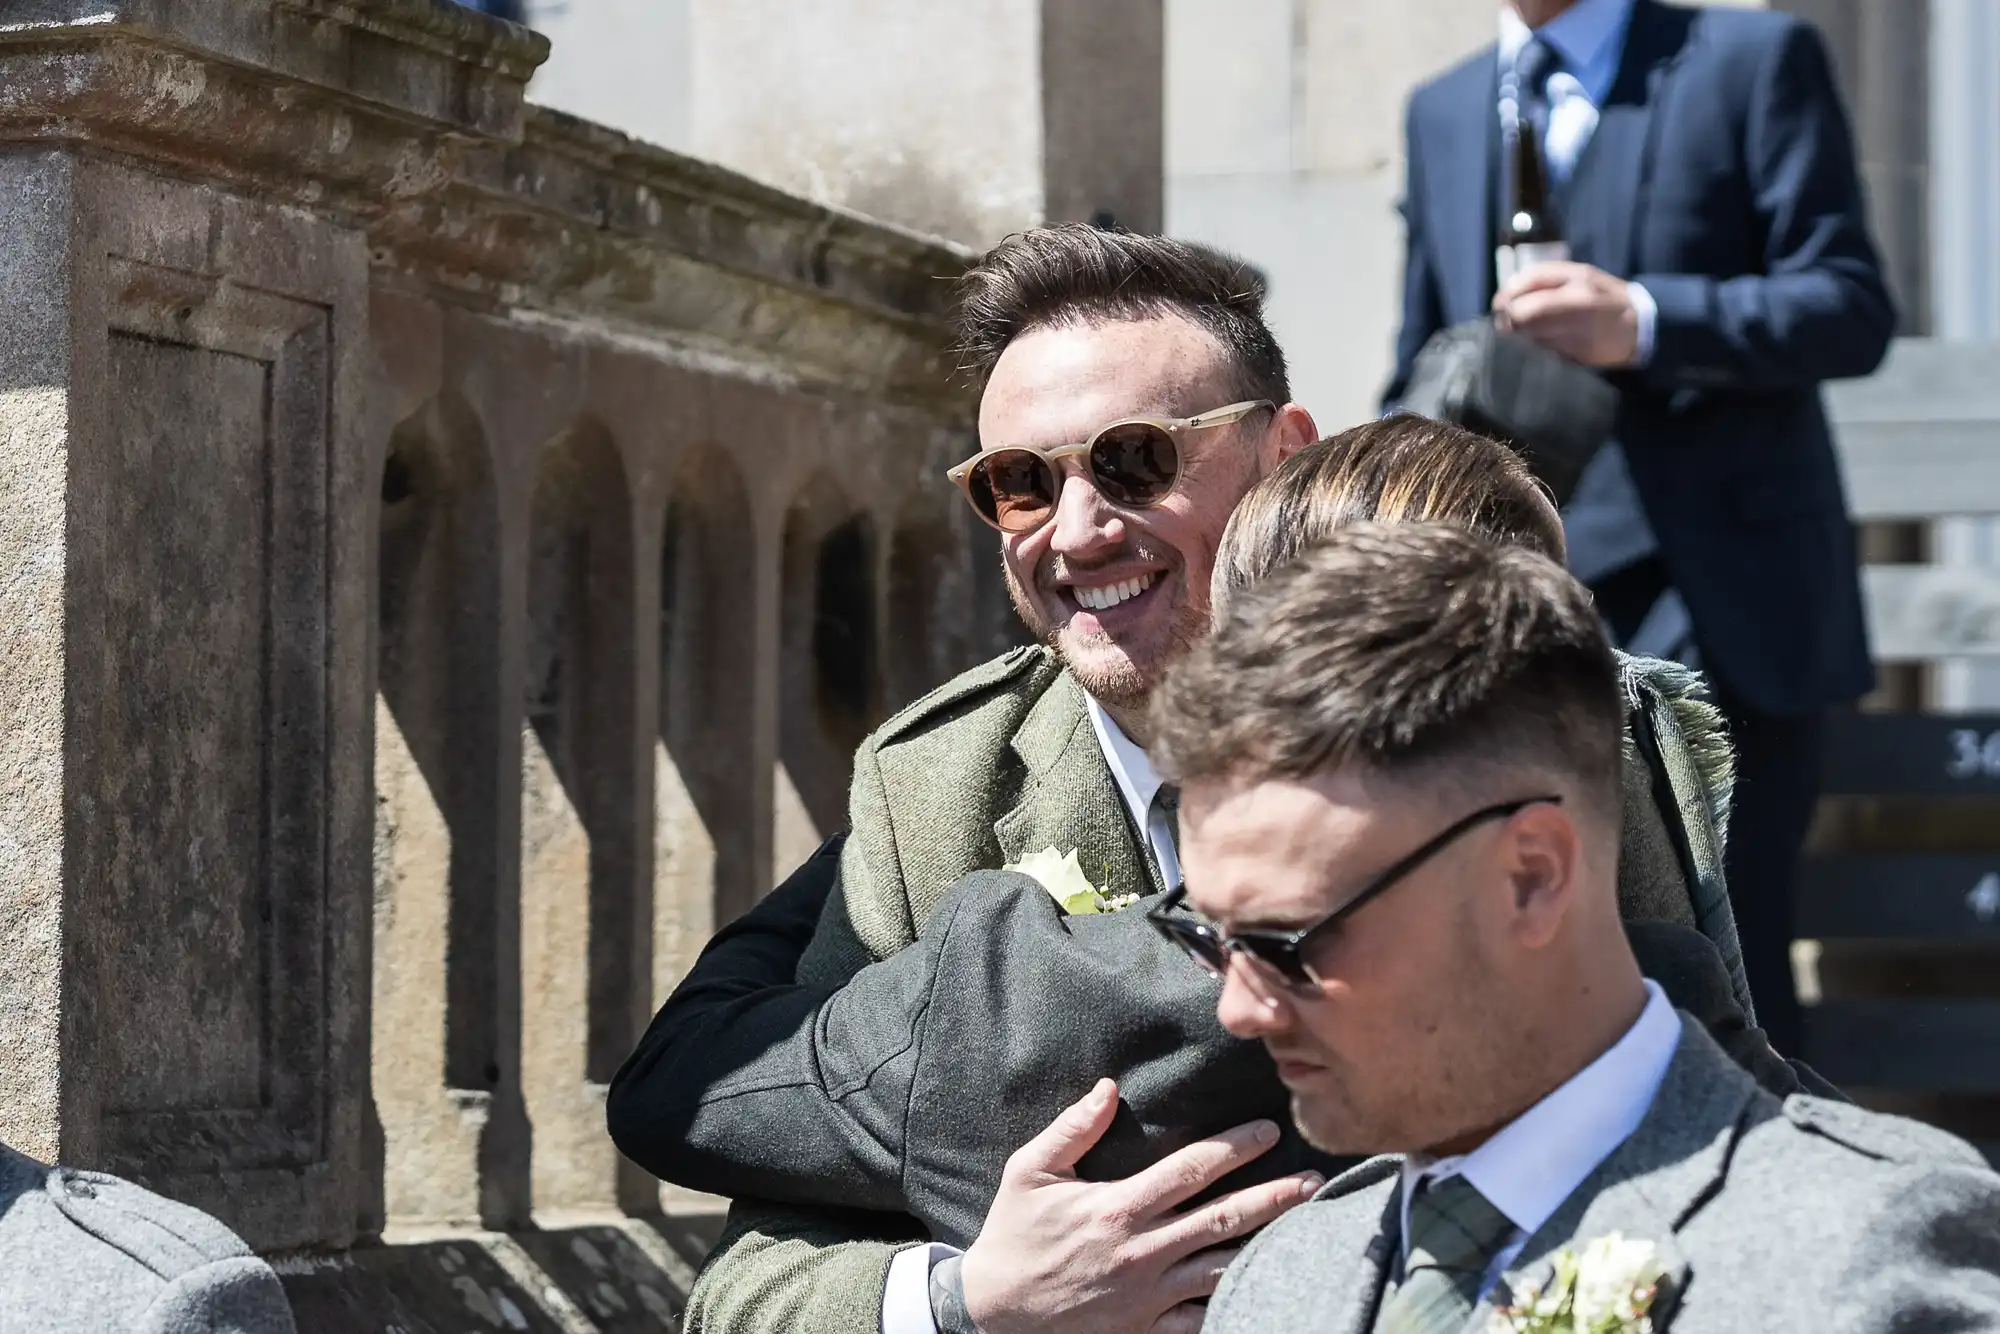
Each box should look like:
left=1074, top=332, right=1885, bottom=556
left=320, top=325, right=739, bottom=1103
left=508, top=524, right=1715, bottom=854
left=882, top=698, right=1183, bottom=1333
left=1397, top=978, right=1682, bottom=1298
left=1083, top=694, right=1184, bottom=892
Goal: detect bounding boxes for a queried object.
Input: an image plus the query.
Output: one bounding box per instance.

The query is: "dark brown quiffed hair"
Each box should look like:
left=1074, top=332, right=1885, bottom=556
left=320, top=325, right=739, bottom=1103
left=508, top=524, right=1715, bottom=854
left=1211, top=414, right=1567, bottom=621
left=1154, top=522, right=1624, bottom=825
left=951, top=223, right=1290, bottom=405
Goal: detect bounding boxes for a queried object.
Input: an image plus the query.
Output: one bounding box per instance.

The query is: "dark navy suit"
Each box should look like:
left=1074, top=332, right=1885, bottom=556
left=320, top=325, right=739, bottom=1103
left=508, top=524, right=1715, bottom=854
left=1388, top=0, right=1895, bottom=1049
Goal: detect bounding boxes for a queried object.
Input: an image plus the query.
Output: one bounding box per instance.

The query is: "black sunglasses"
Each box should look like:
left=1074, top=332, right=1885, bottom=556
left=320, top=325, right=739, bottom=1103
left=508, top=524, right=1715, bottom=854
left=1146, top=796, right=1563, bottom=991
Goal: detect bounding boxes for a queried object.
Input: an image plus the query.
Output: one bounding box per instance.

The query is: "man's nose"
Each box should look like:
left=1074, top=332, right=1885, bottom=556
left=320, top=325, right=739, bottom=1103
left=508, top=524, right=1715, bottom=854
left=1046, top=468, right=1125, bottom=558
left=1215, top=956, right=1289, bottom=1039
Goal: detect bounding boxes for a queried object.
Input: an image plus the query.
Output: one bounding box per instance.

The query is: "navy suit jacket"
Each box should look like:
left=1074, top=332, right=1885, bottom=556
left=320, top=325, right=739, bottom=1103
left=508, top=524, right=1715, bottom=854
left=1388, top=0, right=1892, bottom=716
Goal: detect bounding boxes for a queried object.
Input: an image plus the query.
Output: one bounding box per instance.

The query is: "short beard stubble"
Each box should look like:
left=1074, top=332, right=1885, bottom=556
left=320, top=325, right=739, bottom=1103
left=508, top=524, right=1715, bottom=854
left=1003, top=552, right=1210, bottom=715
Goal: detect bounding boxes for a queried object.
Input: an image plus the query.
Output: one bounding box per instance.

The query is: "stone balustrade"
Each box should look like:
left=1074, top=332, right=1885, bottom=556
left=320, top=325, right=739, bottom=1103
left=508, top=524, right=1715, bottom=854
left=0, top=0, right=1014, bottom=1319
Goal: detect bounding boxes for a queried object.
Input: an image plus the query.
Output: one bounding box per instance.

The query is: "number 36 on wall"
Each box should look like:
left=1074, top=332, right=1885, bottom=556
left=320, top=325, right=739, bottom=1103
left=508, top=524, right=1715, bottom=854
left=1946, top=729, right=2000, bottom=779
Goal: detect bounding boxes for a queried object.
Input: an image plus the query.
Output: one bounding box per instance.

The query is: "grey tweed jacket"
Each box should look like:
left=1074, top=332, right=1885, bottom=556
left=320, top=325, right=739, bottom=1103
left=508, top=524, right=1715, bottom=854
left=0, top=1142, right=297, bottom=1334
left=1207, top=1015, right=2000, bottom=1334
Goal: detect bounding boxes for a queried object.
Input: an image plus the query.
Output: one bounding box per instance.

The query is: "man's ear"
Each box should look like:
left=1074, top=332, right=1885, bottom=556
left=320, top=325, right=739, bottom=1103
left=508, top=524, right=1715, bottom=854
left=1504, top=802, right=1584, bottom=950
left=1266, top=403, right=1318, bottom=466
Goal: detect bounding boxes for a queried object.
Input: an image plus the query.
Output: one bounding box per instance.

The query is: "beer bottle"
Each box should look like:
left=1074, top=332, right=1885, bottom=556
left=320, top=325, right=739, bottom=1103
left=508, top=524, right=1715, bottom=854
left=1496, top=105, right=1568, bottom=287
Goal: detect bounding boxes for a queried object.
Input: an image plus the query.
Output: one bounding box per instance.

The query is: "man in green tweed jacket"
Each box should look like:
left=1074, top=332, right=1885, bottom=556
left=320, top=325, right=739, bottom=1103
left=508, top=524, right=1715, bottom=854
left=624, top=227, right=1784, bottom=1334
left=669, top=225, right=1323, bottom=1334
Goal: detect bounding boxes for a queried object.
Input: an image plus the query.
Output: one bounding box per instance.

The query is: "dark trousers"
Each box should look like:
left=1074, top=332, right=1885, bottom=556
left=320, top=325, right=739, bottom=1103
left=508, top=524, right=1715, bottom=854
left=1594, top=558, right=1825, bottom=1056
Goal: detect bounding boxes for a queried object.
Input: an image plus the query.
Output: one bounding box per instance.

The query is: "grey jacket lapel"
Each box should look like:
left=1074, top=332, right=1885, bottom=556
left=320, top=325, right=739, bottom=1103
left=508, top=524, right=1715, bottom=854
left=992, top=671, right=1156, bottom=898
left=1208, top=1156, right=1403, bottom=1334
left=1319, top=1158, right=1405, bottom=1334
left=1475, top=1016, right=1759, bottom=1333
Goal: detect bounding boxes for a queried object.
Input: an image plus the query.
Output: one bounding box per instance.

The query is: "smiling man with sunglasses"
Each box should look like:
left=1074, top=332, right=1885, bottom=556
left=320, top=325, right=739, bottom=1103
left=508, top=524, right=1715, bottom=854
left=1156, top=526, right=2000, bottom=1334
left=613, top=224, right=1320, bottom=1334
left=942, top=235, right=1318, bottom=757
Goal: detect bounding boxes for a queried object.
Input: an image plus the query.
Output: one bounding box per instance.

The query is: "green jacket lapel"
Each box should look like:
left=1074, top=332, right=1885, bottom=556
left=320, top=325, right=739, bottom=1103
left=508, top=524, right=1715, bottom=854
left=993, top=671, right=1155, bottom=901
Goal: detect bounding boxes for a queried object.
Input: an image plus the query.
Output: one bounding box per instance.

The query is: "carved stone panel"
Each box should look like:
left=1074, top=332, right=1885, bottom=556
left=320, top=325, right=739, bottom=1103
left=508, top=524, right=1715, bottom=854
left=50, top=162, right=371, bottom=1250
left=78, top=257, right=332, bottom=1177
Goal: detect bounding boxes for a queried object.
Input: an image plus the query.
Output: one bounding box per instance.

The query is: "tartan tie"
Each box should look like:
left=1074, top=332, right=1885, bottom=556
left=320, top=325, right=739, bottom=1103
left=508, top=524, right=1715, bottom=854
left=1375, top=1175, right=1518, bottom=1334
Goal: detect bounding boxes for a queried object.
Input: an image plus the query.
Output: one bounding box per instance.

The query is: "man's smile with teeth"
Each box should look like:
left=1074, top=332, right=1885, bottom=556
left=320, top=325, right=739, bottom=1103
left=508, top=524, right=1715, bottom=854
left=1071, top=572, right=1158, bottom=612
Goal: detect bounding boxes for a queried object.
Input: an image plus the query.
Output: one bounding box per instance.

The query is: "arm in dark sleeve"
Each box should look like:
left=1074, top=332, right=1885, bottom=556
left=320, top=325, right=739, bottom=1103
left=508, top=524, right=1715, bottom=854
left=1626, top=919, right=1843, bottom=1101
left=1636, top=21, right=1896, bottom=394
left=1383, top=97, right=1449, bottom=409
left=608, top=832, right=959, bottom=1213
left=607, top=834, right=904, bottom=1208
left=607, top=834, right=843, bottom=1172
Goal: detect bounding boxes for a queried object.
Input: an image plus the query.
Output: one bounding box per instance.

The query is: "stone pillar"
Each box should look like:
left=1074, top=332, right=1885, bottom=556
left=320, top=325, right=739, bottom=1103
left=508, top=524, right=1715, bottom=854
left=0, top=0, right=545, bottom=1252
left=369, top=294, right=535, bottom=1232
left=532, top=0, right=1164, bottom=249
left=1167, top=0, right=1497, bottom=427
left=0, top=135, right=376, bottom=1251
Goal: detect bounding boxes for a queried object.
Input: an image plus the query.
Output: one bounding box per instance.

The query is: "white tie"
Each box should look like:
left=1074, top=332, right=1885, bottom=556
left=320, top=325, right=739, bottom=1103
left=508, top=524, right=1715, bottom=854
left=1543, top=70, right=1599, bottom=185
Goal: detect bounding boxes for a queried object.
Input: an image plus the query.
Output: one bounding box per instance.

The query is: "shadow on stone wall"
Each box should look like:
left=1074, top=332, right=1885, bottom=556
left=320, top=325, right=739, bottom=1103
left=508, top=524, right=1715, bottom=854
left=776, top=475, right=883, bottom=872
left=521, top=420, right=651, bottom=1215
left=279, top=1213, right=728, bottom=1332
left=886, top=497, right=973, bottom=715
left=658, top=448, right=760, bottom=950
left=0, top=0, right=996, bottom=1289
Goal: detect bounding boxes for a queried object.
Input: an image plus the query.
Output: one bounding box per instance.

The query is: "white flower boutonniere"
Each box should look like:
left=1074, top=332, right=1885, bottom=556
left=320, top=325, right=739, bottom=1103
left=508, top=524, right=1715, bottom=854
left=1488, top=1233, right=1669, bottom=1334
left=1004, top=846, right=1142, bottom=915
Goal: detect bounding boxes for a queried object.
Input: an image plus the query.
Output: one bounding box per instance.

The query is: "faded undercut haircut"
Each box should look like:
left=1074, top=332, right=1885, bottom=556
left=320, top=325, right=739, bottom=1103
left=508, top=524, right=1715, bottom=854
left=1153, top=522, right=1624, bottom=826
left=1212, top=414, right=1566, bottom=622
left=952, top=223, right=1291, bottom=405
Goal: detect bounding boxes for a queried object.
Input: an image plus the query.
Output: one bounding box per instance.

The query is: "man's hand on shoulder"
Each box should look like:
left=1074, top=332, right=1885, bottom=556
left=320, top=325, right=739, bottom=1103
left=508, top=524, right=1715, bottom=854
left=1494, top=261, right=1642, bottom=368
left=957, top=1080, right=1323, bottom=1334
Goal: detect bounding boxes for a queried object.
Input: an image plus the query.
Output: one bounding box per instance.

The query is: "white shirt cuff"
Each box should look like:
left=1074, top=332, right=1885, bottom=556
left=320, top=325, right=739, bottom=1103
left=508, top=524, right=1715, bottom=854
left=882, top=1242, right=964, bottom=1334
left=1627, top=280, right=1658, bottom=367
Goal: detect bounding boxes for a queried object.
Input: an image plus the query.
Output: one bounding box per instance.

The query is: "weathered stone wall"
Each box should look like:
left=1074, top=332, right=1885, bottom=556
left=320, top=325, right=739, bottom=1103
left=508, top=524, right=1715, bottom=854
left=530, top=0, right=1165, bottom=250
left=0, top=1, right=1006, bottom=1324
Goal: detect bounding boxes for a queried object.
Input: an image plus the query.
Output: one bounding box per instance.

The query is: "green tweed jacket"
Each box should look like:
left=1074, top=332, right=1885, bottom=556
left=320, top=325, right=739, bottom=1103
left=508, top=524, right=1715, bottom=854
left=679, top=644, right=1746, bottom=1334
left=681, top=646, right=1147, bottom=1334
left=799, top=646, right=1166, bottom=988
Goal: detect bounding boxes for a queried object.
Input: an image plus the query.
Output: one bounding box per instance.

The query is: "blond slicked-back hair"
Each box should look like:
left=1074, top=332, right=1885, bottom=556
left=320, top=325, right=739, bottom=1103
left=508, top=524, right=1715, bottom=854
left=1212, top=414, right=1566, bottom=622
